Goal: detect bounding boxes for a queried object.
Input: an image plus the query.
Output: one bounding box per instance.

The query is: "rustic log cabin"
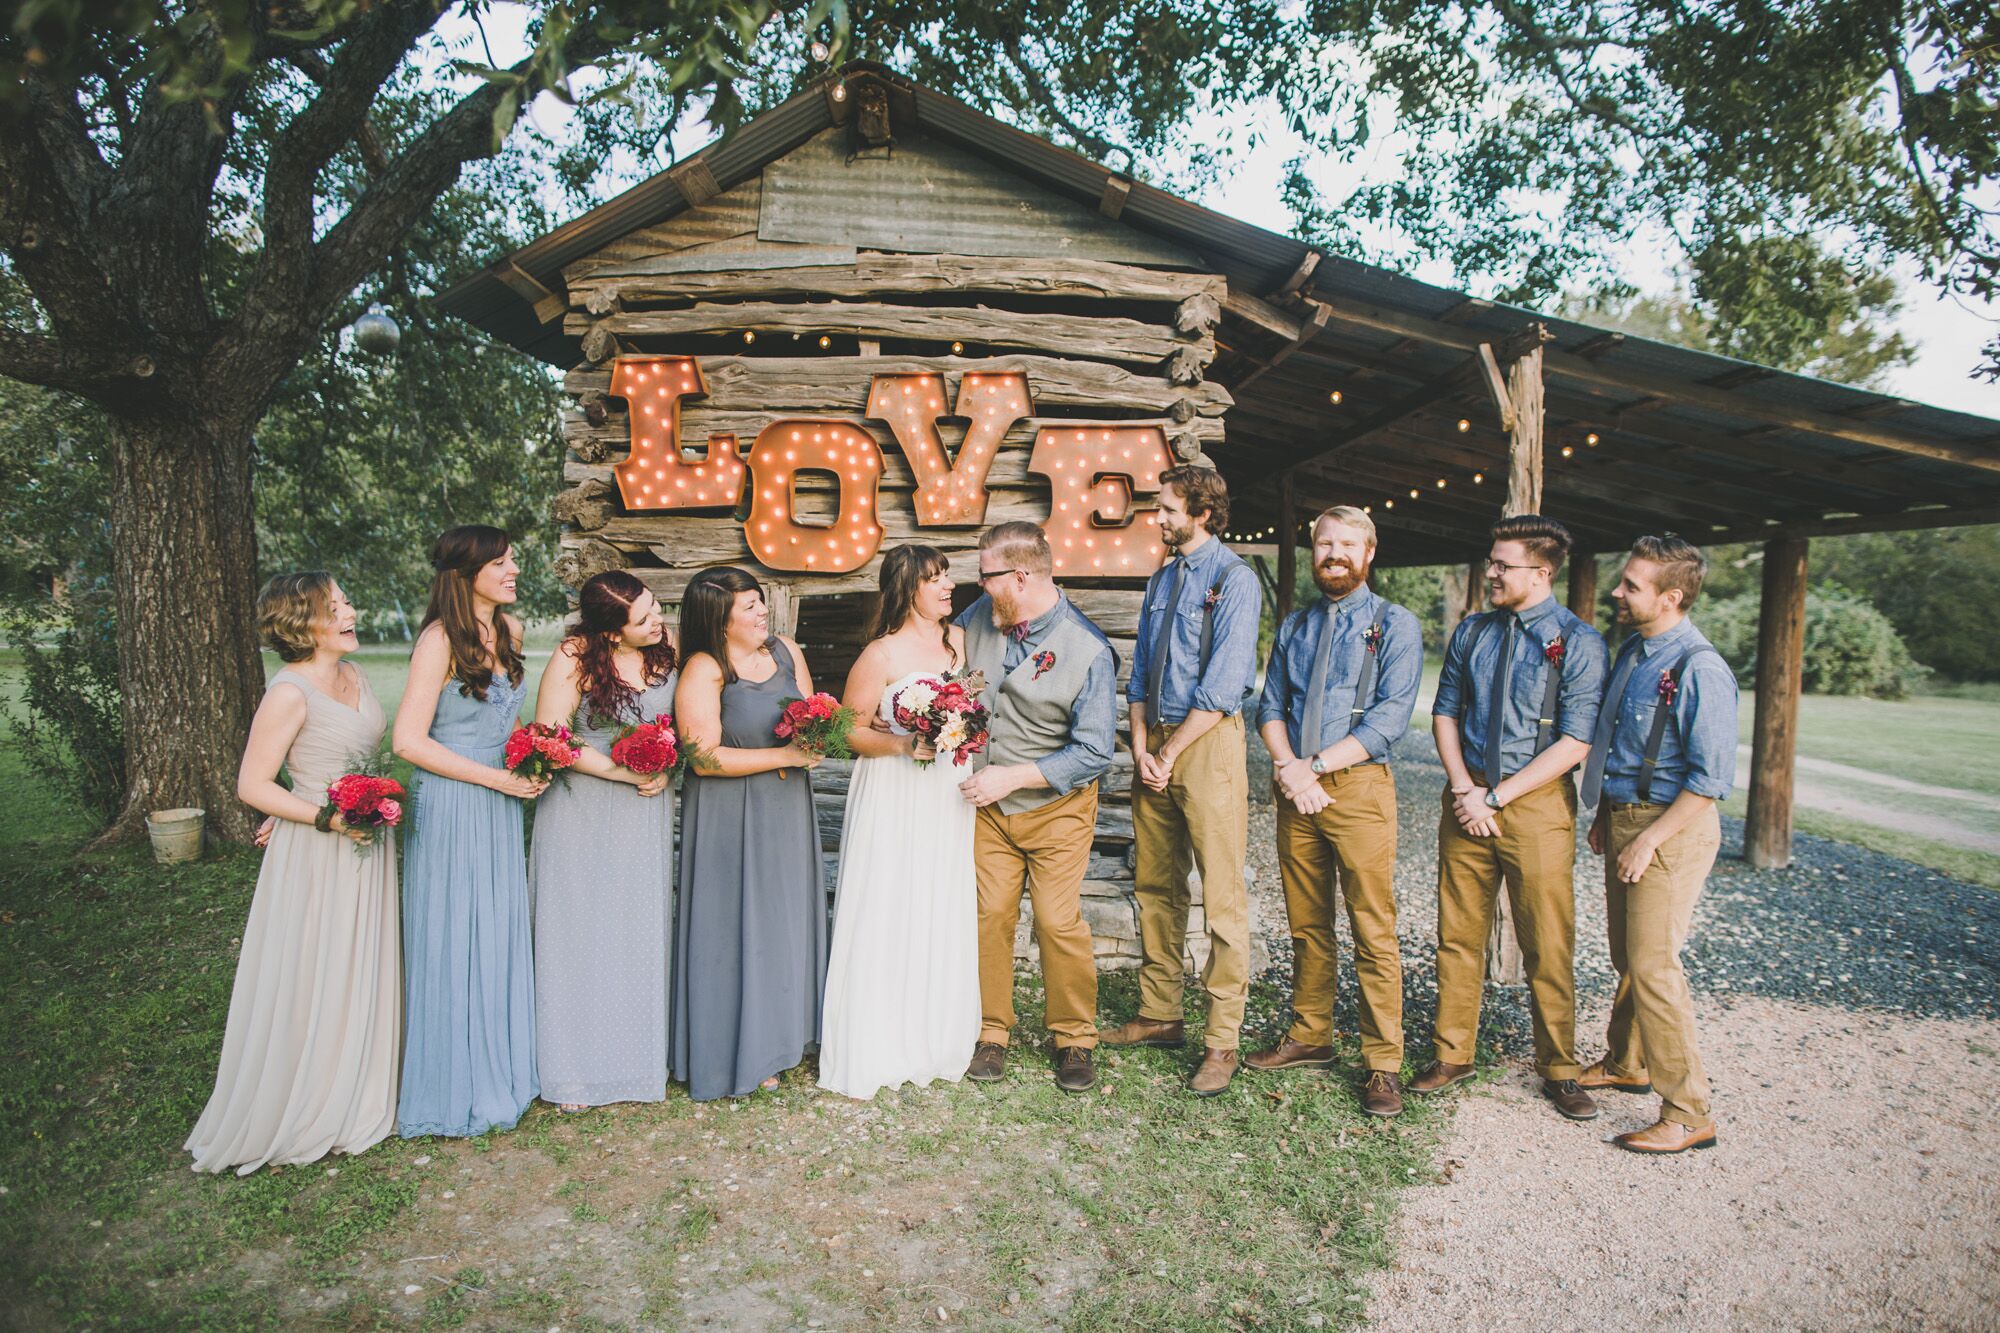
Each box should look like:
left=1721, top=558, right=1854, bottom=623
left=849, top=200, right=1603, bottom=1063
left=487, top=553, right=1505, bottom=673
left=442, top=63, right=2000, bottom=973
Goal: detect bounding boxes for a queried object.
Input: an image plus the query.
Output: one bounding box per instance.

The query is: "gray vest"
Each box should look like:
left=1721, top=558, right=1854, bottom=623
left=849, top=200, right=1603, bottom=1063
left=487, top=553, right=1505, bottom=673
left=965, top=598, right=1110, bottom=816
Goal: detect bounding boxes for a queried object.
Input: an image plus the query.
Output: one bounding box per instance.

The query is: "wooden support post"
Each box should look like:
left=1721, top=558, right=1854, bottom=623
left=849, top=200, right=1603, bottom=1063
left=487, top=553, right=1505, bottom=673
left=1504, top=343, right=1546, bottom=515
left=1276, top=472, right=1297, bottom=623
left=1567, top=553, right=1599, bottom=628
left=1746, top=537, right=1808, bottom=869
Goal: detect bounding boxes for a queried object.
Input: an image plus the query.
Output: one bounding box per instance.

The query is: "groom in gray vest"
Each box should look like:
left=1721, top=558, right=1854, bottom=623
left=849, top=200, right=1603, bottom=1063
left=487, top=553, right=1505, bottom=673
left=956, top=521, right=1118, bottom=1093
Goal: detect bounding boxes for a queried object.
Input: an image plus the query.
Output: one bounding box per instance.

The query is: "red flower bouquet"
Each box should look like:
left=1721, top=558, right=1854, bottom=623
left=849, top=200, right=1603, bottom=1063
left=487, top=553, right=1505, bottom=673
left=774, top=692, right=856, bottom=761
left=609, top=714, right=697, bottom=779
left=890, top=670, right=991, bottom=768
left=325, top=770, right=405, bottom=852
left=503, top=721, right=579, bottom=782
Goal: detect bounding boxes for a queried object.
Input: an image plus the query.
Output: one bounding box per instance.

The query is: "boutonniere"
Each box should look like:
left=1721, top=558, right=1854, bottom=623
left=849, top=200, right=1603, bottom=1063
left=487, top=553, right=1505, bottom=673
left=1657, top=667, right=1679, bottom=706
left=1032, top=649, right=1057, bottom=680
left=1203, top=586, right=1222, bottom=611
left=1543, top=636, right=1566, bottom=667
left=1363, top=624, right=1384, bottom=655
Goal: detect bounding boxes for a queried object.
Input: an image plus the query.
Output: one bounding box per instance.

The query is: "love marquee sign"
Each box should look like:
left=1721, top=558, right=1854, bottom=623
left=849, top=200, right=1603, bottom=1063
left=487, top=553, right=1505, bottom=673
left=606, top=356, right=1175, bottom=577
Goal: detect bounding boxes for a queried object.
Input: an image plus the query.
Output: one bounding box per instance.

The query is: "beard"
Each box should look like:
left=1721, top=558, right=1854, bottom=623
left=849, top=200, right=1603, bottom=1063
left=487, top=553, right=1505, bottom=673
left=1313, top=555, right=1370, bottom=599
left=988, top=586, right=1019, bottom=628
left=1161, top=516, right=1197, bottom=549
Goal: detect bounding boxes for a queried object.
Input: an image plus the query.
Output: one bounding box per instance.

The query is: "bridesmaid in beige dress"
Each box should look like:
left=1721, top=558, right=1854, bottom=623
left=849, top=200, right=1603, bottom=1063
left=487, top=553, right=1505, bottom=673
left=186, top=573, right=403, bottom=1175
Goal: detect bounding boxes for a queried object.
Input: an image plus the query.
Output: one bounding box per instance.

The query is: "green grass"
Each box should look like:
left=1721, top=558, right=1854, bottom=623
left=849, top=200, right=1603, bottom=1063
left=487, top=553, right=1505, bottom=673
left=1737, top=689, right=2000, bottom=799
left=1719, top=791, right=2000, bottom=890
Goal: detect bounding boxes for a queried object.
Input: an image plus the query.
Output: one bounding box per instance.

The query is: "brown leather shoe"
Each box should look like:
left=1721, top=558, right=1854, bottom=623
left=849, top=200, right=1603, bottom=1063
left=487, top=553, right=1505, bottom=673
left=965, top=1041, right=1007, bottom=1083
left=1408, top=1060, right=1476, bottom=1094
left=1054, top=1046, right=1096, bottom=1093
left=1541, top=1078, right=1601, bottom=1121
left=1615, top=1119, right=1716, bottom=1154
left=1189, top=1048, right=1239, bottom=1098
left=1244, top=1038, right=1336, bottom=1071
left=1358, top=1070, right=1404, bottom=1117
left=1098, top=1016, right=1186, bottom=1048
left=1577, top=1060, right=1652, bottom=1094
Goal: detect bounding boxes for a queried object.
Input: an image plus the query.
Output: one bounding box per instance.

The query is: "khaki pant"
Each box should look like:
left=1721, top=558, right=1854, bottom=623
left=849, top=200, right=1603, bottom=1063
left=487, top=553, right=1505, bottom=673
left=1603, top=802, right=1720, bottom=1128
left=1433, top=772, right=1581, bottom=1079
left=975, top=785, right=1099, bottom=1049
left=1132, top=715, right=1251, bottom=1050
left=1274, top=764, right=1403, bottom=1071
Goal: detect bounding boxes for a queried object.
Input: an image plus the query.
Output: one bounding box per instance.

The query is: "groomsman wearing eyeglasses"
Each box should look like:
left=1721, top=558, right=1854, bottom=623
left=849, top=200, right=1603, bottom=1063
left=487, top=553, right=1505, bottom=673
left=1247, top=506, right=1422, bottom=1116
left=1416, top=514, right=1608, bottom=1121
left=1098, top=465, right=1262, bottom=1097
left=1577, top=536, right=1737, bottom=1154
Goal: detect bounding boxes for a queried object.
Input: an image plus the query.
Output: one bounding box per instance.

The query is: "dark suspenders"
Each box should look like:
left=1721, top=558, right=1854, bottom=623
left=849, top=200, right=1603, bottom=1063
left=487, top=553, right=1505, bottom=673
left=1348, top=605, right=1391, bottom=724
left=1636, top=648, right=1719, bottom=803
left=1191, top=556, right=1256, bottom=704
left=1475, top=612, right=1568, bottom=763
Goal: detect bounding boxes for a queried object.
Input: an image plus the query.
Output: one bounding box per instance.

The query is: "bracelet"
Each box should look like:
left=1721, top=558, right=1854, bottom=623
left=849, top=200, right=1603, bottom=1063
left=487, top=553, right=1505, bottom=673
left=314, top=804, right=337, bottom=832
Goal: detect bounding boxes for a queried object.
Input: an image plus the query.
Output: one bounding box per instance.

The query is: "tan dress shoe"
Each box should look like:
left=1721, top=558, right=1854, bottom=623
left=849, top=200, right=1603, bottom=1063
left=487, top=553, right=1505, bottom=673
left=1244, top=1038, right=1336, bottom=1071
left=1359, top=1070, right=1404, bottom=1117
left=1577, top=1060, right=1652, bottom=1094
left=1408, top=1060, right=1476, bottom=1094
left=1098, top=1017, right=1186, bottom=1048
left=1189, top=1048, right=1239, bottom=1098
left=1615, top=1119, right=1717, bottom=1154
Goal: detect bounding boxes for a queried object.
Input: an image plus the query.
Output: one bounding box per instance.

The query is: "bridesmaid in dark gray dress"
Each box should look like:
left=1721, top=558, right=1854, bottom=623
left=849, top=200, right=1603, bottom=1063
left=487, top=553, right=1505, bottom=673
left=669, top=566, right=828, bottom=1101
left=530, top=571, right=678, bottom=1111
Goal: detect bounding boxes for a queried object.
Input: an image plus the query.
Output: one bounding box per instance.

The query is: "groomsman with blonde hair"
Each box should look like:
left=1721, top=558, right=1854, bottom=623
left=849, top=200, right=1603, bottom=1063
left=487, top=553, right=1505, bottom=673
left=1099, top=465, right=1261, bottom=1097
left=1417, top=514, right=1608, bottom=1121
left=1249, top=505, right=1422, bottom=1116
left=1579, top=535, right=1737, bottom=1154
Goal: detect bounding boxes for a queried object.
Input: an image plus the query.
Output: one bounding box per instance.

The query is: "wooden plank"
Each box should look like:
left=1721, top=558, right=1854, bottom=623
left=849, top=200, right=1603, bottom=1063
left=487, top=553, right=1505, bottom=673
left=1567, top=553, right=1599, bottom=629
left=1504, top=343, right=1545, bottom=516
left=1276, top=473, right=1297, bottom=623
left=570, top=253, right=1224, bottom=308
left=1476, top=343, right=1514, bottom=431
left=758, top=126, right=1198, bottom=266
left=1699, top=502, right=2000, bottom=545
left=1745, top=536, right=1808, bottom=869
left=574, top=302, right=1212, bottom=369
left=561, top=179, right=764, bottom=284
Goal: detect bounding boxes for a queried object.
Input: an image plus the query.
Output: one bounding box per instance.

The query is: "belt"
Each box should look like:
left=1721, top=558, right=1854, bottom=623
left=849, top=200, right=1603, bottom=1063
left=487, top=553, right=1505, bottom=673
left=1610, top=800, right=1665, bottom=812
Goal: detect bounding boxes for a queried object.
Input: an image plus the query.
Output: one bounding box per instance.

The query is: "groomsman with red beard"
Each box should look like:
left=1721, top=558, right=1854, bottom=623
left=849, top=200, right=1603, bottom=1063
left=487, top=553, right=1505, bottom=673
left=1247, top=506, right=1423, bottom=1115
left=1417, top=514, right=1608, bottom=1121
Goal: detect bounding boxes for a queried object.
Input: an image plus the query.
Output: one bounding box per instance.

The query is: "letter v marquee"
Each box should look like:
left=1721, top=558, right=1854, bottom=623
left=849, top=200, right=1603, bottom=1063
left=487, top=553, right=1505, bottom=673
left=866, top=371, right=1033, bottom=525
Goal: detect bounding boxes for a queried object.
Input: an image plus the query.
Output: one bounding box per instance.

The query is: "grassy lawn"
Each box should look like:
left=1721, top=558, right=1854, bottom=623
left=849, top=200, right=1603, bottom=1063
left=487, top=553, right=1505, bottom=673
left=1738, top=688, right=2000, bottom=800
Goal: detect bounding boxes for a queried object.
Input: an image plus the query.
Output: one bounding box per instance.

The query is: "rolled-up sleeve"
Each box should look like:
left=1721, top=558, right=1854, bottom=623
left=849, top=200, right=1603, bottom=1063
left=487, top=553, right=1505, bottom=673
left=1433, top=618, right=1473, bottom=720
left=1676, top=655, right=1739, bottom=798
left=1556, top=628, right=1609, bottom=742
left=1350, top=606, right=1422, bottom=760
left=1037, top=650, right=1118, bottom=793
left=1256, top=616, right=1297, bottom=732
left=1189, top=563, right=1261, bottom=715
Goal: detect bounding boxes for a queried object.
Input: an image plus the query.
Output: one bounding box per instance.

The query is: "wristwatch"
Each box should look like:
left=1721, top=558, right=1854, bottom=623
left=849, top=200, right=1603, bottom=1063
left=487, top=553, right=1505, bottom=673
left=1484, top=789, right=1503, bottom=810
left=1309, top=754, right=1328, bottom=775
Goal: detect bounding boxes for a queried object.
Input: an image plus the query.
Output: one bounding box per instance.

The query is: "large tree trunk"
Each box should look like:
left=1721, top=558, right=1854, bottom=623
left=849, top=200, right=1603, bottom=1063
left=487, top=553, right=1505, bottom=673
left=102, top=410, right=264, bottom=843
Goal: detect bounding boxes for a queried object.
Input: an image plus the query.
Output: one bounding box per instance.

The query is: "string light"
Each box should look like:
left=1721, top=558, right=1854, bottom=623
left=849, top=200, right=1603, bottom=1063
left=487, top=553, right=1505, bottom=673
left=1456, top=418, right=1470, bottom=433
left=742, top=330, right=756, bottom=345
left=1435, top=478, right=1447, bottom=488
left=1328, top=389, right=1343, bottom=405
left=1408, top=488, right=1419, bottom=499
left=1384, top=498, right=1395, bottom=508
left=831, top=82, right=847, bottom=102
left=1473, top=471, right=1485, bottom=484
left=950, top=341, right=964, bottom=355
left=608, top=356, right=747, bottom=512
left=1029, top=424, right=1174, bottom=576
left=810, top=40, right=830, bottom=60
left=1586, top=431, right=1601, bottom=446
left=1560, top=444, right=1575, bottom=458
left=818, top=335, right=832, bottom=349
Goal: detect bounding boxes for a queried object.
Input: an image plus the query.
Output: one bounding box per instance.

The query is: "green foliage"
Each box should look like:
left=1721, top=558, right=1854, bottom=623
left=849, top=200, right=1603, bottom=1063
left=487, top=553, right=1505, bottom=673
left=3, top=591, right=126, bottom=823
left=1703, top=585, right=1929, bottom=699
left=1368, top=565, right=1446, bottom=652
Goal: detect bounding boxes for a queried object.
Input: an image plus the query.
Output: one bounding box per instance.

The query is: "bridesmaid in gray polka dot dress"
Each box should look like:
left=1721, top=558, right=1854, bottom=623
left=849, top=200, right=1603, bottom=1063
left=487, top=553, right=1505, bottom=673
left=529, top=572, right=679, bottom=1110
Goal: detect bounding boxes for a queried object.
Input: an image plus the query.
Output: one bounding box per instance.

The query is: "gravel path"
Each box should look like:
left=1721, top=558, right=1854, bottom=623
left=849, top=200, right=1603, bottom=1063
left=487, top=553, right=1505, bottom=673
left=1239, top=739, right=2000, bottom=1329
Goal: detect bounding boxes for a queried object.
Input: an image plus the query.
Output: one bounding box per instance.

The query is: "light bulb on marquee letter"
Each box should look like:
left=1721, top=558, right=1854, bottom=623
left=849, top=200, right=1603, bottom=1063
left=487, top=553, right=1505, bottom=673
left=865, top=370, right=1031, bottom=526
left=1027, top=425, right=1175, bottom=577
left=608, top=356, right=747, bottom=511
left=743, top=421, right=885, bottom=573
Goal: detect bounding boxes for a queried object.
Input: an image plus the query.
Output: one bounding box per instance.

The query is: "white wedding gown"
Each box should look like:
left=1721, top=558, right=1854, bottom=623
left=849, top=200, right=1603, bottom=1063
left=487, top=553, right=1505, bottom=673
left=817, top=671, right=980, bottom=1099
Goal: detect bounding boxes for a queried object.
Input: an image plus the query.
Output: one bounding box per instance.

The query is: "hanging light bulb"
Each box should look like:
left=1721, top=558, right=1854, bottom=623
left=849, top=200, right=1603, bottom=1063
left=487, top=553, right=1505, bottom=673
left=742, top=330, right=756, bottom=345
left=1384, top=498, right=1396, bottom=509
left=1472, top=471, right=1485, bottom=484
left=1561, top=445, right=1575, bottom=458
left=1408, top=488, right=1419, bottom=499
left=1328, top=389, right=1343, bottom=405
left=831, top=81, right=847, bottom=102
left=1435, top=478, right=1447, bottom=488
left=1586, top=432, right=1601, bottom=446
left=818, top=335, right=832, bottom=349
left=950, top=341, right=964, bottom=355
left=810, top=40, right=831, bottom=61
left=1456, top=418, right=1470, bottom=433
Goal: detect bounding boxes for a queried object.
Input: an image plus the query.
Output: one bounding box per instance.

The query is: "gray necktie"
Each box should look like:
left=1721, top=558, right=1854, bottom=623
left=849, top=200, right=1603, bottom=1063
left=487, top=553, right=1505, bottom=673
left=1579, top=641, right=1641, bottom=809
left=1481, top=614, right=1518, bottom=782
left=1145, top=558, right=1184, bottom=715
left=1298, top=600, right=1337, bottom=759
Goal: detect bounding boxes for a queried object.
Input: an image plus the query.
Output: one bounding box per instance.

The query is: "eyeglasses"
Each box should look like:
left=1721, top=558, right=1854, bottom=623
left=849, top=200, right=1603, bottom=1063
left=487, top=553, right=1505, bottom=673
left=1484, top=558, right=1548, bottom=575
left=976, top=568, right=1021, bottom=584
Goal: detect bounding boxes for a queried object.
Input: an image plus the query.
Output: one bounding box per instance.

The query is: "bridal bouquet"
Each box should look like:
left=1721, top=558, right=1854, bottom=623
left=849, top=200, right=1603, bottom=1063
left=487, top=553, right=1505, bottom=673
left=609, top=713, right=699, bottom=780
left=774, top=692, right=856, bottom=761
left=503, top=721, right=579, bottom=783
left=890, top=670, right=990, bottom=767
left=325, top=763, right=405, bottom=855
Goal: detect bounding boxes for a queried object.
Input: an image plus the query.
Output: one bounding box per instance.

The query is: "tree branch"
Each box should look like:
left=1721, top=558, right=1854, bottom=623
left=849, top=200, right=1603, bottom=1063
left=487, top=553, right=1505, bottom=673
left=0, top=322, right=158, bottom=395
left=996, top=31, right=1135, bottom=170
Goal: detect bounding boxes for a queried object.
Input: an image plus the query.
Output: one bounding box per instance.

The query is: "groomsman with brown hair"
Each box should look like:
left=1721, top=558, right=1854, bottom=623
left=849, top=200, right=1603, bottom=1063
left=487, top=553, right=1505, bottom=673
left=1098, top=465, right=1262, bottom=1098
left=1248, top=506, right=1423, bottom=1116
left=1416, top=514, right=1608, bottom=1121
left=1578, top=535, right=1737, bottom=1154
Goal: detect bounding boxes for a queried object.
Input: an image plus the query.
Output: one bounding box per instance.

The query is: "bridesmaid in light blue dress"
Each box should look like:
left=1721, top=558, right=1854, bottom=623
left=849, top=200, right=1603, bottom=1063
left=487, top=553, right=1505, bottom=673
left=392, top=526, right=547, bottom=1138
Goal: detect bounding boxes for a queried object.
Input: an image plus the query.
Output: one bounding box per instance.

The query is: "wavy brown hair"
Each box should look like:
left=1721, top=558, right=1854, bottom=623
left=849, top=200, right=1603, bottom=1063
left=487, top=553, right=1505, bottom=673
left=421, top=524, right=524, bottom=700
left=567, top=570, right=678, bottom=725
left=679, top=566, right=764, bottom=687
left=1159, top=464, right=1230, bottom=534
left=256, top=571, right=335, bottom=663
left=868, top=544, right=956, bottom=664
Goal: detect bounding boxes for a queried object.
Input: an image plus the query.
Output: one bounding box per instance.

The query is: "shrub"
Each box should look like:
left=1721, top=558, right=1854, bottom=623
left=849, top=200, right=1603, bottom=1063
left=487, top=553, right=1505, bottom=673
left=4, top=590, right=126, bottom=824
left=1700, top=585, right=1928, bottom=699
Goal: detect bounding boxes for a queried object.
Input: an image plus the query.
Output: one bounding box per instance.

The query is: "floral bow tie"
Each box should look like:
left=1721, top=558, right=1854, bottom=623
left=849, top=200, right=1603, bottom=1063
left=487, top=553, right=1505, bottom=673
left=1007, top=621, right=1032, bottom=643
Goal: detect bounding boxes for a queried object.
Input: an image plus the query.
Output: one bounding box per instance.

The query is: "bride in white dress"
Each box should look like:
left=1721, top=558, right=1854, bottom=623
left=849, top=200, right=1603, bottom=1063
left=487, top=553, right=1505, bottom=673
left=818, top=545, right=980, bottom=1099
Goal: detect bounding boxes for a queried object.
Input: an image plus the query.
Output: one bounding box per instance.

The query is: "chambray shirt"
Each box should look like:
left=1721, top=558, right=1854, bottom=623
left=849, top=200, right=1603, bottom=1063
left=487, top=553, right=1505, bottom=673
left=1433, top=595, right=1608, bottom=780
left=1125, top=537, right=1261, bottom=723
left=1599, top=617, right=1739, bottom=804
left=1257, top=586, right=1423, bottom=764
left=956, top=593, right=1117, bottom=795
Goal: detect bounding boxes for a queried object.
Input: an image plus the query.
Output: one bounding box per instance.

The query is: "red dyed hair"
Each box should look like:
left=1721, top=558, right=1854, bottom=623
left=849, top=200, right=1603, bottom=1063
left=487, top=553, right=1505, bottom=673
left=565, top=570, right=677, bottom=725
